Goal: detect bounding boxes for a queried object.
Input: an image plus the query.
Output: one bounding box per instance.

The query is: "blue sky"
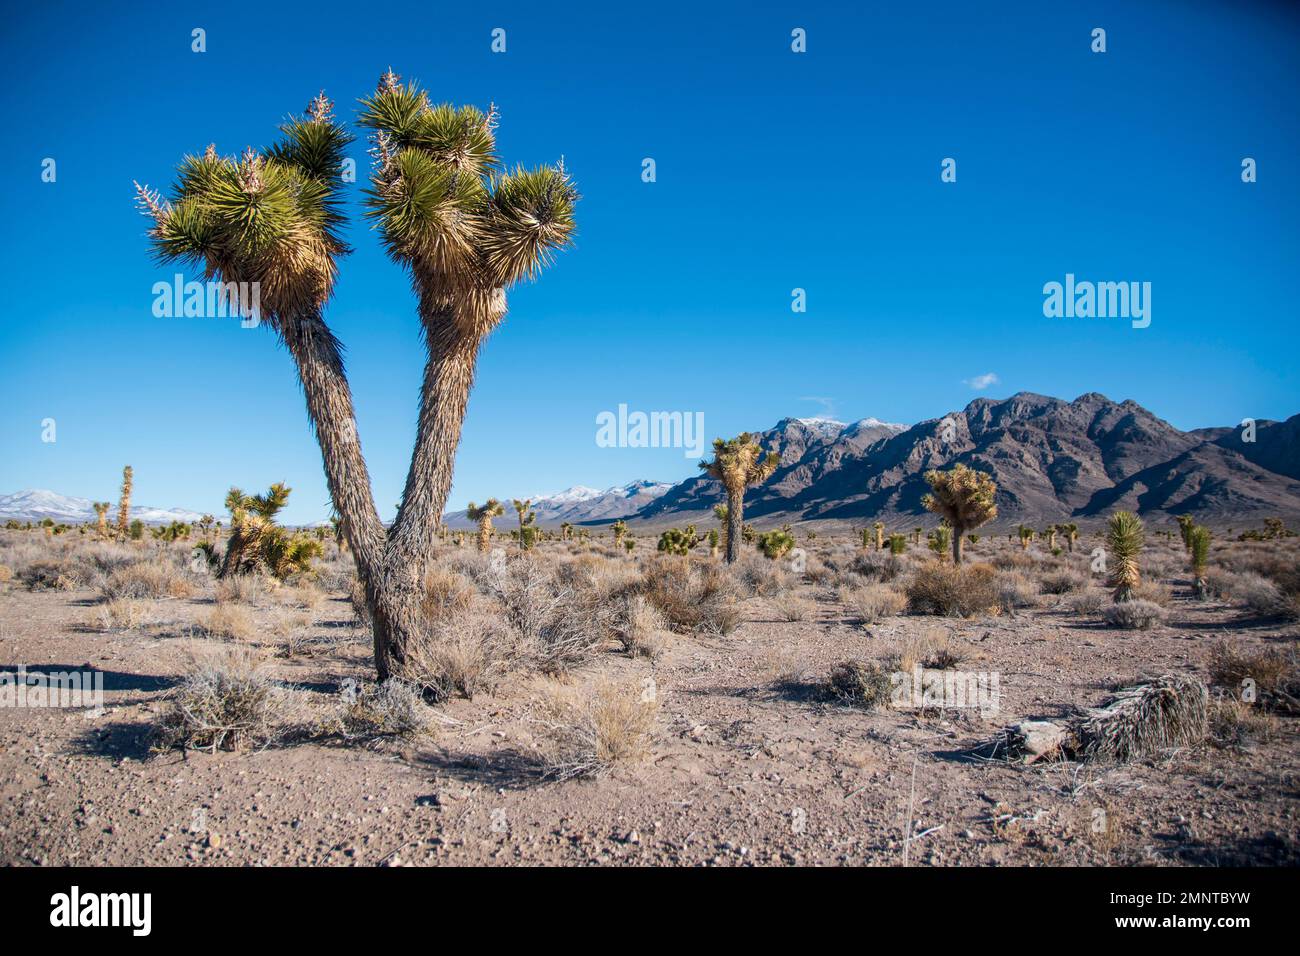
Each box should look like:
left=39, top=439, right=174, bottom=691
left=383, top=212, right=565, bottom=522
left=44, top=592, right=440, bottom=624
left=1, top=0, right=1297, bottom=524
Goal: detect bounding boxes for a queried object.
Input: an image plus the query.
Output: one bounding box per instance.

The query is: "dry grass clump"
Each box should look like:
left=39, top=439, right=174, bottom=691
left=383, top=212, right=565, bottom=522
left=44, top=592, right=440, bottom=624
left=1208, top=697, right=1279, bottom=750
left=1207, top=641, right=1299, bottom=713
left=842, top=582, right=907, bottom=624
left=611, top=594, right=669, bottom=660
left=772, top=593, right=814, bottom=622
left=906, top=562, right=999, bottom=617
left=420, top=566, right=476, bottom=623
left=1077, top=675, right=1208, bottom=763
left=826, top=660, right=893, bottom=708
left=401, top=610, right=518, bottom=701
left=537, top=678, right=657, bottom=780
left=494, top=557, right=607, bottom=675
left=890, top=628, right=966, bottom=672
left=1039, top=567, right=1086, bottom=595
left=100, top=560, right=192, bottom=600
left=1067, top=589, right=1106, bottom=616
left=995, top=569, right=1039, bottom=614
left=196, top=604, right=256, bottom=642
left=850, top=550, right=907, bottom=582
left=20, top=559, right=78, bottom=591
left=732, top=556, right=792, bottom=597
left=95, top=597, right=157, bottom=631
left=638, top=556, right=742, bottom=635
left=216, top=573, right=270, bottom=605
left=1207, top=570, right=1294, bottom=620
left=1130, top=580, right=1172, bottom=607
left=152, top=650, right=294, bottom=753
left=1102, top=599, right=1166, bottom=630
left=335, top=679, right=435, bottom=740
left=0, top=564, right=13, bottom=585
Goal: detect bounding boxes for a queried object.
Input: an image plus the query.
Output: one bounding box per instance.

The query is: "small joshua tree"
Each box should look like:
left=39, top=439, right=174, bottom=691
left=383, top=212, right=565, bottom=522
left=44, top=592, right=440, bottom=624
left=860, top=527, right=871, bottom=550
left=757, top=529, right=795, bottom=560
left=611, top=519, right=628, bottom=549
left=1063, top=522, right=1079, bottom=553
left=1017, top=525, right=1033, bottom=550
left=116, top=466, right=133, bottom=538
left=1106, top=510, right=1144, bottom=603
left=1188, top=524, right=1212, bottom=599
left=708, top=528, right=720, bottom=558
left=927, top=524, right=952, bottom=560
left=467, top=499, right=505, bottom=553
left=888, top=533, right=907, bottom=555
left=657, top=525, right=699, bottom=557
left=512, top=499, right=536, bottom=551
left=713, top=504, right=730, bottom=554
left=92, top=502, right=111, bottom=539
left=874, top=521, right=885, bottom=551
left=1176, top=514, right=1196, bottom=553
left=1044, top=524, right=1058, bottom=551
left=920, top=464, right=998, bottom=564
left=700, top=434, right=778, bottom=564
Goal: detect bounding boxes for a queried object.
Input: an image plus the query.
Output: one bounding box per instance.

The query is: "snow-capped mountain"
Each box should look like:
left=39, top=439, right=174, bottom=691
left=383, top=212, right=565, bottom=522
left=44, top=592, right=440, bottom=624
left=0, top=489, right=205, bottom=526
left=443, top=480, right=673, bottom=529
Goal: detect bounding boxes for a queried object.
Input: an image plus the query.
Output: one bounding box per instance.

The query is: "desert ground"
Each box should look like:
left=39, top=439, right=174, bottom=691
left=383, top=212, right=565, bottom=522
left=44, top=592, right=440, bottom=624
left=0, top=524, right=1296, bottom=867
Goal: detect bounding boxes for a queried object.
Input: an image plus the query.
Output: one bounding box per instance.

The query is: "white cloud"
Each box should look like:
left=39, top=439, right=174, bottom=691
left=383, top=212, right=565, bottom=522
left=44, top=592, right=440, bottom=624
left=962, top=372, right=1000, bottom=391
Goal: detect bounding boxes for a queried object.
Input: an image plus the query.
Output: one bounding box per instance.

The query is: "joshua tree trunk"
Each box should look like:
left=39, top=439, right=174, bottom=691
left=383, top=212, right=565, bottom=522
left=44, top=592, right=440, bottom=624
left=952, top=526, right=965, bottom=565
left=477, top=519, right=491, bottom=553
left=725, top=488, right=743, bottom=564
left=875, top=525, right=884, bottom=550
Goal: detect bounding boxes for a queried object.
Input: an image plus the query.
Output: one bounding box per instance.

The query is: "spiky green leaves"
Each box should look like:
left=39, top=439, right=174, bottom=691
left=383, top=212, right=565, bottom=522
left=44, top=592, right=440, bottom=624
left=922, top=464, right=998, bottom=533
left=466, top=499, right=506, bottom=522
left=1106, top=510, right=1145, bottom=603
left=700, top=433, right=779, bottom=493
left=358, top=77, right=575, bottom=301
left=137, top=99, right=352, bottom=325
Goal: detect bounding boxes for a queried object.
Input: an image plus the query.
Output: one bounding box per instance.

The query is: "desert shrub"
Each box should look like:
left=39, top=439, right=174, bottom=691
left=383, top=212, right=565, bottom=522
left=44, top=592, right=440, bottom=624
left=196, top=604, right=256, bottom=642
left=152, top=651, right=294, bottom=752
left=851, top=550, right=906, bottom=582
left=889, top=629, right=966, bottom=672
left=336, top=679, right=435, bottom=740
left=420, top=566, right=476, bottom=623
left=1208, top=697, right=1278, bottom=750
left=773, top=593, right=814, bottom=622
left=843, top=583, right=906, bottom=623
left=100, top=560, right=191, bottom=600
left=1130, top=580, right=1171, bottom=607
left=611, top=594, right=669, bottom=659
left=733, top=556, right=791, bottom=597
left=906, top=562, right=999, bottom=617
left=992, top=550, right=1038, bottom=573
left=995, top=570, right=1039, bottom=614
left=1218, top=571, right=1291, bottom=619
left=400, top=610, right=517, bottom=700
left=216, top=573, right=270, bottom=605
left=1103, top=599, right=1166, bottom=630
left=21, top=559, right=77, bottom=591
left=495, top=557, right=607, bottom=675
left=638, top=556, right=742, bottom=635
left=826, top=660, right=893, bottom=708
left=1207, top=641, right=1299, bottom=712
left=96, top=597, right=157, bottom=631
left=1039, top=568, right=1086, bottom=595
left=1067, top=590, right=1106, bottom=616
left=538, top=678, right=657, bottom=780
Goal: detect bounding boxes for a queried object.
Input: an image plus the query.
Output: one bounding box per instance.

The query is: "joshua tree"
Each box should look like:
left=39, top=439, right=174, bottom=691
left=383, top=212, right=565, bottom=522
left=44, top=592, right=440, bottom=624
left=700, top=433, right=778, bottom=563
left=92, top=502, right=111, bottom=539
left=888, top=533, right=908, bottom=555
left=136, top=80, right=576, bottom=681
left=757, top=529, right=795, bottom=560
left=1188, top=524, right=1212, bottom=598
left=116, top=466, right=133, bottom=538
left=1063, top=522, right=1079, bottom=553
left=1176, top=514, right=1196, bottom=553
left=466, top=499, right=505, bottom=553
left=927, top=523, right=953, bottom=559
left=560, top=522, right=573, bottom=542
left=1106, top=510, right=1144, bottom=603
left=874, top=521, right=885, bottom=551
left=1017, top=524, right=1033, bottom=550
left=713, top=504, right=730, bottom=554
left=512, top=499, right=536, bottom=551
left=657, top=526, right=698, bottom=556
left=860, top=527, right=871, bottom=550
left=707, top=528, right=720, bottom=558
left=1044, top=524, right=1058, bottom=551
left=920, top=464, right=998, bottom=564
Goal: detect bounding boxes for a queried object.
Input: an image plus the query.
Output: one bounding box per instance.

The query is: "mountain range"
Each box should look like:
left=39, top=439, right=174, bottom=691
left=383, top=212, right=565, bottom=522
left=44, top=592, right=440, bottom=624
left=6, top=393, right=1298, bottom=531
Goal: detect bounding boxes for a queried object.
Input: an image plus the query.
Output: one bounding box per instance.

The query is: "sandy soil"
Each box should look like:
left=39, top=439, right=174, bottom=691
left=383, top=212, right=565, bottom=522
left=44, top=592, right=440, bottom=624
left=0, top=535, right=1297, bottom=868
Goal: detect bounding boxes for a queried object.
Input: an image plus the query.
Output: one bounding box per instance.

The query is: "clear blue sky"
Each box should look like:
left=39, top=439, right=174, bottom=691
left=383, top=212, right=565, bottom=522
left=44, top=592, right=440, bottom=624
left=2, top=0, right=1297, bottom=524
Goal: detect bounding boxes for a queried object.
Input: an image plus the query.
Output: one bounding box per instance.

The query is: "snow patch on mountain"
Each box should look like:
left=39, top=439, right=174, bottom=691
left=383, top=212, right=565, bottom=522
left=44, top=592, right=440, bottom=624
left=0, top=489, right=205, bottom=525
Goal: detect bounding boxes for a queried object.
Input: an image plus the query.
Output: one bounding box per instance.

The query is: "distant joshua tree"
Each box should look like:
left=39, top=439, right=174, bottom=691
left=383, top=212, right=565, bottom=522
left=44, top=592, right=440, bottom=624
left=657, top=525, right=699, bottom=557
left=92, top=502, right=111, bottom=539
left=888, top=533, right=907, bottom=555
left=116, top=466, right=133, bottom=538
left=512, top=499, right=536, bottom=551
left=757, top=529, right=795, bottom=560
left=921, top=464, right=998, bottom=564
left=135, top=77, right=577, bottom=682
left=611, top=519, right=628, bottom=549
left=1062, top=522, right=1079, bottom=553
left=1043, top=524, right=1058, bottom=551
left=560, top=522, right=573, bottom=542
left=700, top=433, right=778, bottom=563
left=467, top=499, right=505, bottom=553
left=713, top=504, right=730, bottom=554
left=1017, top=524, right=1034, bottom=550
left=874, top=521, right=885, bottom=551
left=1188, top=524, right=1212, bottom=599
left=1176, top=514, right=1196, bottom=553
left=1106, top=510, right=1144, bottom=603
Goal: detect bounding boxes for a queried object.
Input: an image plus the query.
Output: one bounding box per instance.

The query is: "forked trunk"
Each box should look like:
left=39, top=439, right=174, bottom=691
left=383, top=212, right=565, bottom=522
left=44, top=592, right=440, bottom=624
left=725, top=487, right=744, bottom=564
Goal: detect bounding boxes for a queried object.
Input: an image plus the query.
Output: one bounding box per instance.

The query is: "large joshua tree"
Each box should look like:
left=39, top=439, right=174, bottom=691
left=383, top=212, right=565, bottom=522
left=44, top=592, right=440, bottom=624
left=116, top=466, right=133, bottom=538
left=135, top=79, right=576, bottom=681
left=700, top=434, right=779, bottom=563
left=921, top=463, right=998, bottom=564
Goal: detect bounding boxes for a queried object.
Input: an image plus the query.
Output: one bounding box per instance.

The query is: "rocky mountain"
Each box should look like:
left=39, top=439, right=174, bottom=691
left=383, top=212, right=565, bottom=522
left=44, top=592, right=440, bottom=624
left=0, top=490, right=205, bottom=525
left=442, top=480, right=673, bottom=530
left=635, top=393, right=1300, bottom=528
